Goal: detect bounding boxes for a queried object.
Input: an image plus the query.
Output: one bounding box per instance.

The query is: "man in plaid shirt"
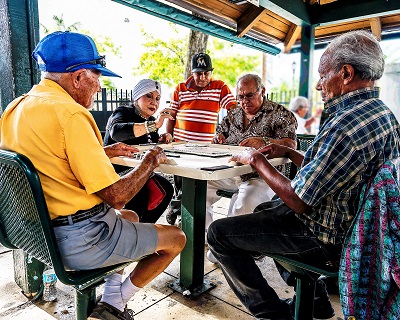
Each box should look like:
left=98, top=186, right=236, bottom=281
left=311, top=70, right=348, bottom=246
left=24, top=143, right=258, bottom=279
left=207, top=30, right=400, bottom=320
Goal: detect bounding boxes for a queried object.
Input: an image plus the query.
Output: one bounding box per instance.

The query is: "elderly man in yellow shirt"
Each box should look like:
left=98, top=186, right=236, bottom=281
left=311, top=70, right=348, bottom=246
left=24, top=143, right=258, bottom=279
left=0, top=31, right=186, bottom=320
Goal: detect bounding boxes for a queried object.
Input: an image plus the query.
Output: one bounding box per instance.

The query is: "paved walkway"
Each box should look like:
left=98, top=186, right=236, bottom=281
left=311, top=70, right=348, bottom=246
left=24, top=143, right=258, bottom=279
left=0, top=198, right=344, bottom=319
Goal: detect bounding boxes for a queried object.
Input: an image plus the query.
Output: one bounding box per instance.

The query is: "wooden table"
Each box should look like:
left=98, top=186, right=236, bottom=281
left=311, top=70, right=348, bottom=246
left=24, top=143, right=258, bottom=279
left=111, top=142, right=289, bottom=298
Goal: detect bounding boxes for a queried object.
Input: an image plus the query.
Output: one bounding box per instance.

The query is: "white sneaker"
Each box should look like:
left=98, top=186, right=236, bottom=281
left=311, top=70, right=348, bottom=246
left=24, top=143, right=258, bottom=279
left=206, top=249, right=218, bottom=264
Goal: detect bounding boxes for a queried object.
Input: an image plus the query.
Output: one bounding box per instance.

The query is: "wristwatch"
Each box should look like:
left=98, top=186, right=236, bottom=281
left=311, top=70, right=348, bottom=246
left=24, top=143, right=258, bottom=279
left=262, top=137, right=270, bottom=146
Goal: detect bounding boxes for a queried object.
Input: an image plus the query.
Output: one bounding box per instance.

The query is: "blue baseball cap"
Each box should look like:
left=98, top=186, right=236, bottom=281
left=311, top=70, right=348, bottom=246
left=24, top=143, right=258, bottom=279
left=32, top=31, right=121, bottom=78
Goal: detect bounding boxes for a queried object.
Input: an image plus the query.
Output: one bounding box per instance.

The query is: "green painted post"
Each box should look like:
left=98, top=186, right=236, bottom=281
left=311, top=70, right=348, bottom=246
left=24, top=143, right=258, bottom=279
left=299, top=25, right=315, bottom=101
left=1, top=0, right=42, bottom=295
left=180, top=177, right=207, bottom=289
left=0, top=0, right=40, bottom=113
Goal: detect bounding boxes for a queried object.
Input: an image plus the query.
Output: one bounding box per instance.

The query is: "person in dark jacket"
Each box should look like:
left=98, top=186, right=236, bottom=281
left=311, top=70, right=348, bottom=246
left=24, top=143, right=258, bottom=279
left=104, top=79, right=174, bottom=223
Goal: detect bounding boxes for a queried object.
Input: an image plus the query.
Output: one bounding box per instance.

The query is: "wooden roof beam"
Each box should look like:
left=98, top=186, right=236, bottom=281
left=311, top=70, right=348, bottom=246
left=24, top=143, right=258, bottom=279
left=283, top=24, right=302, bottom=53
left=369, top=17, right=382, bottom=41
left=310, top=0, right=400, bottom=26
left=237, top=6, right=267, bottom=38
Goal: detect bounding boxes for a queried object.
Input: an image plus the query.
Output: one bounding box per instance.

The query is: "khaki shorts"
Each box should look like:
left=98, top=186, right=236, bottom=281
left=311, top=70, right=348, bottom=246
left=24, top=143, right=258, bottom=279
left=53, top=205, right=158, bottom=270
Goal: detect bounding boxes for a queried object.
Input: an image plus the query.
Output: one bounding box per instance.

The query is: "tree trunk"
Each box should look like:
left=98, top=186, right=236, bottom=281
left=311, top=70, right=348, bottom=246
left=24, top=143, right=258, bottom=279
left=184, top=29, right=209, bottom=80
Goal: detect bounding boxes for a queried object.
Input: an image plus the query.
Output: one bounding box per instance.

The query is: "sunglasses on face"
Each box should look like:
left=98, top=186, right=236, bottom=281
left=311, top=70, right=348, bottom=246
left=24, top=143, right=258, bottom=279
left=65, top=55, right=106, bottom=71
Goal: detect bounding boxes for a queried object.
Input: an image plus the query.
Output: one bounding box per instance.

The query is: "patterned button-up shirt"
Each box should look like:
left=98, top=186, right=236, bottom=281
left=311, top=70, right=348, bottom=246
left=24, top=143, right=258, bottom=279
left=292, top=87, right=400, bottom=244
left=214, top=99, right=297, bottom=181
left=214, top=99, right=297, bottom=144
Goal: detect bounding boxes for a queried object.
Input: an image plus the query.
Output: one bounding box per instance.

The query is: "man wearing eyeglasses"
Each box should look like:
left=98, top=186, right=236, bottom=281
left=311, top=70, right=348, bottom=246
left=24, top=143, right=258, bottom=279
left=205, top=73, right=297, bottom=261
left=0, top=31, right=186, bottom=320
left=165, top=52, right=238, bottom=225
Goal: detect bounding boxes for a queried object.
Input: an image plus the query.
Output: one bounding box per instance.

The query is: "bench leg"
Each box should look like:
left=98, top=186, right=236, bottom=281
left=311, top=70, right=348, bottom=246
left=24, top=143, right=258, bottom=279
left=13, top=250, right=45, bottom=297
left=75, top=287, right=97, bottom=320
left=294, top=277, right=316, bottom=320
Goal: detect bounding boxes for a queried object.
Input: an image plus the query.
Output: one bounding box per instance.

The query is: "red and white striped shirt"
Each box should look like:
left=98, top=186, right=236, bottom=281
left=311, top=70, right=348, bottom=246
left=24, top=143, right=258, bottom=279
left=170, top=76, right=237, bottom=142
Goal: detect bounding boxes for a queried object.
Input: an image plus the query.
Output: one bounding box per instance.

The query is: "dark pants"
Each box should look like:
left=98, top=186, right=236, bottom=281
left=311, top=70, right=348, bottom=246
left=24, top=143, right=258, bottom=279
left=207, top=199, right=340, bottom=319
left=114, top=164, right=174, bottom=223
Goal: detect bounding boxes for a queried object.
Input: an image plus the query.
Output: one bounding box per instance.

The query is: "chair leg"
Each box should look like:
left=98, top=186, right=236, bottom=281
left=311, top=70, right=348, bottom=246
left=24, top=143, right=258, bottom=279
left=294, top=277, right=316, bottom=320
left=75, top=287, right=97, bottom=320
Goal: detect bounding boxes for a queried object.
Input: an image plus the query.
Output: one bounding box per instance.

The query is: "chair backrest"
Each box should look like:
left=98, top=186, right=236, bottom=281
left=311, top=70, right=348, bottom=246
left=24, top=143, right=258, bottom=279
left=288, top=134, right=316, bottom=179
left=0, top=149, right=132, bottom=289
left=0, top=149, right=63, bottom=271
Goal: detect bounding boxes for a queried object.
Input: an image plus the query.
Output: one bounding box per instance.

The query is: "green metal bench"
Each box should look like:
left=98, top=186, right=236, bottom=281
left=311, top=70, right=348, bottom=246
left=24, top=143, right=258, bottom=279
left=0, top=149, right=131, bottom=320
left=215, top=134, right=339, bottom=319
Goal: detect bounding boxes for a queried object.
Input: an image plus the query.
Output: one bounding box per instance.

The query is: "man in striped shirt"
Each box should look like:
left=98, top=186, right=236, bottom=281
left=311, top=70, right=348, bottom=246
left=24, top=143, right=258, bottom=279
left=166, top=52, right=237, bottom=142
left=165, top=53, right=237, bottom=224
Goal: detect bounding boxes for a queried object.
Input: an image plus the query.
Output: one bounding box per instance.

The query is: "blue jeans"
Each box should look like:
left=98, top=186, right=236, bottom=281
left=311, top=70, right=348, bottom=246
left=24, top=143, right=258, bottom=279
left=207, top=199, right=339, bottom=319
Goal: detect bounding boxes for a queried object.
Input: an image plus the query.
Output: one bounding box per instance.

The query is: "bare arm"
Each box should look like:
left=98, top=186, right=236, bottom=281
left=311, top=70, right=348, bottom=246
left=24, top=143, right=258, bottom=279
left=230, top=146, right=309, bottom=214
left=165, top=109, right=177, bottom=136
left=96, top=146, right=168, bottom=209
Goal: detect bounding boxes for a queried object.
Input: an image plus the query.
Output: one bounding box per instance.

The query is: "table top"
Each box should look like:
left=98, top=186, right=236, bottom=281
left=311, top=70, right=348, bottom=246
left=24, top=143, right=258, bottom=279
left=111, top=142, right=289, bottom=180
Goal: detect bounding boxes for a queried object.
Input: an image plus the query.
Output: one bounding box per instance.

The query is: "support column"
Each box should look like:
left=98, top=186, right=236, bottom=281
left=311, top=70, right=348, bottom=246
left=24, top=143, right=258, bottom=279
left=0, top=0, right=42, bottom=296
left=0, top=0, right=40, bottom=113
left=298, top=25, right=315, bottom=101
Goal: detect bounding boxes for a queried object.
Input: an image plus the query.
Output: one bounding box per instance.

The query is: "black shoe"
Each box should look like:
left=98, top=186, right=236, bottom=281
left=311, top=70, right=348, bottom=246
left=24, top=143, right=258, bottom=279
left=165, top=205, right=178, bottom=225
left=283, top=295, right=334, bottom=320
left=88, top=301, right=134, bottom=320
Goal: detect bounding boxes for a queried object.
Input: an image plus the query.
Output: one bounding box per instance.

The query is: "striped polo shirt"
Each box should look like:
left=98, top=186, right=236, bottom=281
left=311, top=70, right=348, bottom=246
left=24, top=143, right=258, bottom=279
left=170, top=76, right=237, bottom=142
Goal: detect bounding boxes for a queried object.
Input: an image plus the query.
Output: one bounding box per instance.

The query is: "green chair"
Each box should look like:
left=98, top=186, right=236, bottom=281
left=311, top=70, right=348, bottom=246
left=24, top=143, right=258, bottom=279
left=0, top=149, right=131, bottom=320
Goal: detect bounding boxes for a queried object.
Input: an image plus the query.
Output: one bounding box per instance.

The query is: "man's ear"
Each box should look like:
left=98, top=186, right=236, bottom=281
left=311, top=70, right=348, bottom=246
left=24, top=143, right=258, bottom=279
left=342, top=64, right=355, bottom=85
left=70, top=69, right=86, bottom=87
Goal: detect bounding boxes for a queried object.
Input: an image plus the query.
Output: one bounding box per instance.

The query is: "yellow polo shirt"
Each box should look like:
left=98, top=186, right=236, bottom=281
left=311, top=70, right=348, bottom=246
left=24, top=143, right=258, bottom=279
left=0, top=79, right=120, bottom=219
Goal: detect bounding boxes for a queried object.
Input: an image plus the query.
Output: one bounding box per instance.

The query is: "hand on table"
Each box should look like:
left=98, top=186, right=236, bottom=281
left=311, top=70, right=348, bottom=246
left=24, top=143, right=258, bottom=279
left=104, top=142, right=140, bottom=158
left=158, top=132, right=173, bottom=143
left=239, top=137, right=266, bottom=149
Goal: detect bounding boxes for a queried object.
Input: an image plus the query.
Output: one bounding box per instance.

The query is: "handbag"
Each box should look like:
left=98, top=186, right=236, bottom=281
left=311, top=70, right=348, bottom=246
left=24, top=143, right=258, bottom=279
left=146, top=174, right=166, bottom=210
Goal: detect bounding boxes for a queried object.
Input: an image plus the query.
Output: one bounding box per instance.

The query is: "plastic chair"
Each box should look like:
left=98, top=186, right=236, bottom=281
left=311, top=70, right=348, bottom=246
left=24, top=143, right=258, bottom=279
left=0, top=149, right=131, bottom=320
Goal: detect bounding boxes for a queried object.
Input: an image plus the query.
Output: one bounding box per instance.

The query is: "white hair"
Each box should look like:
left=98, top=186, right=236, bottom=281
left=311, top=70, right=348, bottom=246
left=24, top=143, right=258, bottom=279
left=325, top=30, right=384, bottom=81
left=289, top=96, right=309, bottom=112
left=42, top=72, right=63, bottom=82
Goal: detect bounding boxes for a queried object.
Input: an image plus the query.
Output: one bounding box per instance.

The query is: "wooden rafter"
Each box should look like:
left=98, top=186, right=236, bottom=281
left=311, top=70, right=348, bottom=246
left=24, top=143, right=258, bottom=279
left=284, top=23, right=302, bottom=53
left=237, top=6, right=267, bottom=38
left=369, top=17, right=382, bottom=41
left=319, top=0, right=338, bottom=4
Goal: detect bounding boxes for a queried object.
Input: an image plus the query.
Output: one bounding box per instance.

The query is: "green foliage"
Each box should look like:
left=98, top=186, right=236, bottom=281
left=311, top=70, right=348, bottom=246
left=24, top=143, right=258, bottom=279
left=208, top=40, right=260, bottom=88
left=133, top=24, right=187, bottom=87
left=133, top=25, right=261, bottom=89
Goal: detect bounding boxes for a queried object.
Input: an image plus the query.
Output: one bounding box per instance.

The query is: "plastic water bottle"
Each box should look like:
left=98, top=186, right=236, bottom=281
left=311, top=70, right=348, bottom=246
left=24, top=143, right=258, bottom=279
left=42, top=268, right=57, bottom=301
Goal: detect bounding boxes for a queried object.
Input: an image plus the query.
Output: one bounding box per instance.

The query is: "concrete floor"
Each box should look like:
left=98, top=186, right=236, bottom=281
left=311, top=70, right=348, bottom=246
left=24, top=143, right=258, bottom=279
left=0, top=198, right=344, bottom=320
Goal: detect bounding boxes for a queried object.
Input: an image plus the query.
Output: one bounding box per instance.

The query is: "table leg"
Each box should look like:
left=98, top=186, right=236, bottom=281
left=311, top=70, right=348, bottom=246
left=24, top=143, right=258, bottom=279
left=167, top=177, right=216, bottom=298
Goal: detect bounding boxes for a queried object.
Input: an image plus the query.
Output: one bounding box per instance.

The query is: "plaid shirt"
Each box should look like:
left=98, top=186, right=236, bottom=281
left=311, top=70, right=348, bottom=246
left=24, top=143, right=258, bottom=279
left=292, top=87, right=400, bottom=245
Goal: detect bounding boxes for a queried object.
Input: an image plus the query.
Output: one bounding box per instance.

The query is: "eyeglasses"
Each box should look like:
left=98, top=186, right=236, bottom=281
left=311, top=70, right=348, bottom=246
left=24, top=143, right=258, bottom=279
left=65, top=55, right=106, bottom=71
left=193, top=71, right=212, bottom=77
left=236, top=89, right=261, bottom=101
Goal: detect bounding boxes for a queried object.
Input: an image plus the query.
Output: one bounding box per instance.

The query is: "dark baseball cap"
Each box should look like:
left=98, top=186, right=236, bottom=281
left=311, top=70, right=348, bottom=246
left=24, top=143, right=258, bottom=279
left=32, top=31, right=121, bottom=78
left=191, top=53, right=213, bottom=72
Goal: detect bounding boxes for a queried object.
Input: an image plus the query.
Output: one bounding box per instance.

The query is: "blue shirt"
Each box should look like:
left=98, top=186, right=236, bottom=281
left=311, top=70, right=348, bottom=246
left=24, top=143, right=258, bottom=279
left=291, top=87, right=400, bottom=244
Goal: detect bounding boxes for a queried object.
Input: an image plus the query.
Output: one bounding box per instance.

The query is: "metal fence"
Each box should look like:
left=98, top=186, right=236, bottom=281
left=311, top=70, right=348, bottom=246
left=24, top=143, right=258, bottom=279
left=90, top=88, right=323, bottom=134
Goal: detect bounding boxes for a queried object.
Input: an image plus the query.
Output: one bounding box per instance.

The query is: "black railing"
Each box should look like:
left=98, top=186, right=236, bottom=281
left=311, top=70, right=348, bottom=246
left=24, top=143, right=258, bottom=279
left=91, top=88, right=323, bottom=133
